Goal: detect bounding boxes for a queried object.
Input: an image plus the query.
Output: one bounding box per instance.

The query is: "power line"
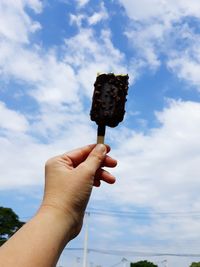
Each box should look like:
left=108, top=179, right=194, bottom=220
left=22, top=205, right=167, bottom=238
left=20, top=207, right=200, bottom=221
left=88, top=207, right=200, bottom=215
left=87, top=208, right=200, bottom=219
left=64, top=247, right=200, bottom=258
left=109, top=260, right=123, bottom=267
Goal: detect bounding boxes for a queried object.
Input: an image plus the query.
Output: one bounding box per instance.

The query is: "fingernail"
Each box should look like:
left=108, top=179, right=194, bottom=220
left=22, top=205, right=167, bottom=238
left=94, top=144, right=107, bottom=155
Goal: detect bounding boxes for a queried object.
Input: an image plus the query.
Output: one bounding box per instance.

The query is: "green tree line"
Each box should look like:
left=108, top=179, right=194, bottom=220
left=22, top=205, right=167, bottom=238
left=0, top=206, right=24, bottom=246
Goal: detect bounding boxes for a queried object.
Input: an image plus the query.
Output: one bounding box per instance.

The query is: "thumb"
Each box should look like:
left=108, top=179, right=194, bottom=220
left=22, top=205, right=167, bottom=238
left=77, top=144, right=107, bottom=176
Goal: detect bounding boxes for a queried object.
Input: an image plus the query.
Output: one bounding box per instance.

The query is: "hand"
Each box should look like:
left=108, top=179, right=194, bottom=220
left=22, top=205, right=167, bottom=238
left=41, top=144, right=117, bottom=239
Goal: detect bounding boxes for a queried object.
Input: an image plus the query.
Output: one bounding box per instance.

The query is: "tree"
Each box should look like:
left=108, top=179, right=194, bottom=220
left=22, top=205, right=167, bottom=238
left=130, top=260, right=158, bottom=267
left=0, top=206, right=24, bottom=246
left=190, top=263, right=200, bottom=267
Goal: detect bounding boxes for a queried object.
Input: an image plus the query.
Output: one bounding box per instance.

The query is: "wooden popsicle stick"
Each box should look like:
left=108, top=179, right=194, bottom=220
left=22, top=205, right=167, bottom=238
left=97, top=135, right=105, bottom=144
left=97, top=125, right=106, bottom=144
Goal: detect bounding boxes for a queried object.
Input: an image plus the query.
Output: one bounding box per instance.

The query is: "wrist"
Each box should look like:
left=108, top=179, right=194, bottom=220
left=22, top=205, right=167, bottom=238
left=38, top=203, right=83, bottom=241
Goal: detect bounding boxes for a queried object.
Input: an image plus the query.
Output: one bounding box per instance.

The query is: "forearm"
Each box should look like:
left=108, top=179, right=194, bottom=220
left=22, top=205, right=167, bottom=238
left=0, top=206, right=74, bottom=267
left=0, top=144, right=116, bottom=267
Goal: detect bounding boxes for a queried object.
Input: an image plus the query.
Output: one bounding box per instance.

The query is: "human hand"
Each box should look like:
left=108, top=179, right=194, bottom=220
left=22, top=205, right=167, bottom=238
left=41, top=144, right=117, bottom=239
left=0, top=144, right=117, bottom=267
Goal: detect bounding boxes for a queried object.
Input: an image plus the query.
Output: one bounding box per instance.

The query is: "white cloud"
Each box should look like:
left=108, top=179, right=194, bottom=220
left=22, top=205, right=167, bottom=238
left=119, top=0, right=200, bottom=85
left=69, top=13, right=85, bottom=28
left=0, top=0, right=42, bottom=44
left=30, top=53, right=79, bottom=105
left=86, top=100, right=200, bottom=266
left=0, top=0, right=127, bottom=187
left=0, top=0, right=127, bottom=110
left=167, top=36, right=200, bottom=89
left=0, top=19, right=129, bottom=188
left=119, top=0, right=200, bottom=23
left=0, top=120, right=95, bottom=189
left=0, top=42, right=81, bottom=112
left=88, top=12, right=106, bottom=25
left=70, top=2, right=108, bottom=27
left=64, top=28, right=128, bottom=97
left=24, top=0, right=42, bottom=13
left=0, top=102, right=29, bottom=132
left=76, top=0, right=89, bottom=8
left=88, top=3, right=108, bottom=25
left=107, top=100, right=200, bottom=213
left=0, top=42, right=43, bottom=82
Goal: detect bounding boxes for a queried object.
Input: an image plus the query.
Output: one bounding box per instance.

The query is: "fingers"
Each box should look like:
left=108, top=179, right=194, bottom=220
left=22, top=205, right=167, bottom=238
left=77, top=144, right=107, bottom=176
left=103, top=155, right=117, bottom=168
left=95, top=169, right=116, bottom=184
left=61, top=144, right=117, bottom=184
left=93, top=179, right=101, bottom=187
left=62, top=144, right=111, bottom=167
left=61, top=144, right=95, bottom=167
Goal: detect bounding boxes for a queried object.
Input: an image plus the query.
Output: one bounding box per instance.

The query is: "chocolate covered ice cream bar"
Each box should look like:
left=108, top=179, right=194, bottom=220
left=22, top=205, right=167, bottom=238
left=90, top=73, right=129, bottom=143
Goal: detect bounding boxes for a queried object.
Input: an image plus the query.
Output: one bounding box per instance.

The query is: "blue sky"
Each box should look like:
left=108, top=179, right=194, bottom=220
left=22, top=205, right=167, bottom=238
left=1, top=0, right=200, bottom=266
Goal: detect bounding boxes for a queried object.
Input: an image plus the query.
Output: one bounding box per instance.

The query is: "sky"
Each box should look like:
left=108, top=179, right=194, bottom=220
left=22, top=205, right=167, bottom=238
left=1, top=0, right=200, bottom=266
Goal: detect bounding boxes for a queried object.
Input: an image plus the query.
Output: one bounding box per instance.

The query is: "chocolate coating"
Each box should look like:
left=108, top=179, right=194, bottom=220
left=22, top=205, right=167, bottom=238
left=90, top=73, right=129, bottom=127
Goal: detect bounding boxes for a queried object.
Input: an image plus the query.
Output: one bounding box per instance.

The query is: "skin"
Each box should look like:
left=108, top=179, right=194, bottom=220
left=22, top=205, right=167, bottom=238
left=0, top=144, right=117, bottom=267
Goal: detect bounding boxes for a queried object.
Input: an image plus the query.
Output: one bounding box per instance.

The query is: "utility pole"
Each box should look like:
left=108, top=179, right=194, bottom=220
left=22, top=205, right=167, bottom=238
left=122, top=258, right=128, bottom=267
left=161, top=259, right=168, bottom=267
left=74, top=257, right=81, bottom=267
left=83, top=212, right=89, bottom=267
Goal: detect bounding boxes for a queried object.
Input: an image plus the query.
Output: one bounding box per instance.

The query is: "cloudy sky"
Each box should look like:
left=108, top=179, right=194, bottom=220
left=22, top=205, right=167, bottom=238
left=1, top=0, right=200, bottom=266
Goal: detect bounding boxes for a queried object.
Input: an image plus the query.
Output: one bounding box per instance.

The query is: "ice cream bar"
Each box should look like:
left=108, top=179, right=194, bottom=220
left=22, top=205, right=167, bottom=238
left=90, top=73, right=129, bottom=144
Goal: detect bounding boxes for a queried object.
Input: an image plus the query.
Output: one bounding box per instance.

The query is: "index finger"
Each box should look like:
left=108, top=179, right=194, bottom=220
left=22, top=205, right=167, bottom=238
left=61, top=144, right=111, bottom=167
